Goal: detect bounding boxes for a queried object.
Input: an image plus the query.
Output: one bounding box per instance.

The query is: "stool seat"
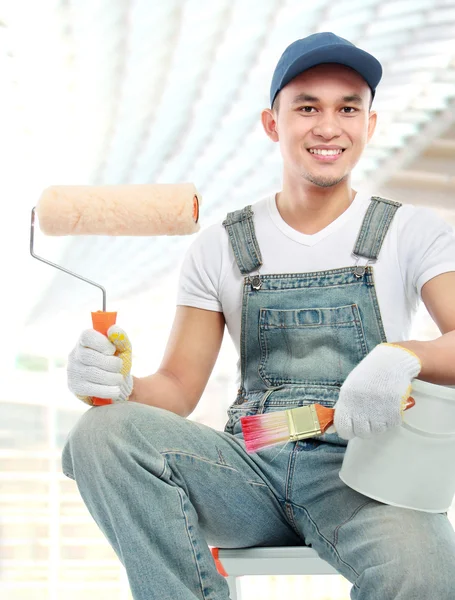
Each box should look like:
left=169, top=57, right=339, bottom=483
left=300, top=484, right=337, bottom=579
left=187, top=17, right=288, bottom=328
left=212, top=546, right=339, bottom=599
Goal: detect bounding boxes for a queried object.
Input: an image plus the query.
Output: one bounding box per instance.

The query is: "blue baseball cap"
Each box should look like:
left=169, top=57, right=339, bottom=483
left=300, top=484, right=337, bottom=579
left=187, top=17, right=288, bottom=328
left=270, top=32, right=382, bottom=107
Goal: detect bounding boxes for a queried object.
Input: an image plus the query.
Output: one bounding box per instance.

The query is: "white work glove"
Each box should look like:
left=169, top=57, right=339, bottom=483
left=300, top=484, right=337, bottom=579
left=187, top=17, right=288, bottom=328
left=67, top=325, right=133, bottom=405
left=334, top=343, right=421, bottom=440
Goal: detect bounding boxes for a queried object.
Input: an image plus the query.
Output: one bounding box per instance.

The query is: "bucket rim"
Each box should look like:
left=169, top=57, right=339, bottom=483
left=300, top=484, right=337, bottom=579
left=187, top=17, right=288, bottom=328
left=412, top=378, right=455, bottom=401
left=338, top=471, right=452, bottom=513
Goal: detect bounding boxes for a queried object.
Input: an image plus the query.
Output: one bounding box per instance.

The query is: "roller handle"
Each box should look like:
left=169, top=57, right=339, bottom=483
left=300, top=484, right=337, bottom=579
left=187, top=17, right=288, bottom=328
left=91, top=311, right=118, bottom=406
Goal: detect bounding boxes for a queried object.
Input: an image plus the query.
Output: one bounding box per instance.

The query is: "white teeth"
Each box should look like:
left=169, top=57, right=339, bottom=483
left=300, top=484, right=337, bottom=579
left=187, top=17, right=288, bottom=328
left=309, top=149, right=343, bottom=156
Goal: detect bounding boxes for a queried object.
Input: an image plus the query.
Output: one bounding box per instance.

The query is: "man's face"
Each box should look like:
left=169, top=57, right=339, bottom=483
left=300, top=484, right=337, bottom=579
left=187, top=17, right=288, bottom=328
left=271, top=64, right=377, bottom=188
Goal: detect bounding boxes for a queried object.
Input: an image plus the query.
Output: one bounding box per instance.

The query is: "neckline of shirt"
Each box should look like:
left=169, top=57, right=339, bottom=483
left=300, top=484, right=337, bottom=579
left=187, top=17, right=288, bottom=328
left=266, top=190, right=370, bottom=247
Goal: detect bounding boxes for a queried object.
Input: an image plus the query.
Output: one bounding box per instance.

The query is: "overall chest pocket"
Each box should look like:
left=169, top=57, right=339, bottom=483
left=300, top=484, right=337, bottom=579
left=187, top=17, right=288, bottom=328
left=258, top=304, right=368, bottom=387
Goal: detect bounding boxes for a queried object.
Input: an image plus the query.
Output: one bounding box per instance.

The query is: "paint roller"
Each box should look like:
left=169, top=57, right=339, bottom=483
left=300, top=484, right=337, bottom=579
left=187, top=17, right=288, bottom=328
left=30, top=183, right=201, bottom=406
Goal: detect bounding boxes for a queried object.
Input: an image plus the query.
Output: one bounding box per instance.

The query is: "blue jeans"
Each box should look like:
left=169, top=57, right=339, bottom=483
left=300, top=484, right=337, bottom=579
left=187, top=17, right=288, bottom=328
left=62, top=401, right=455, bottom=599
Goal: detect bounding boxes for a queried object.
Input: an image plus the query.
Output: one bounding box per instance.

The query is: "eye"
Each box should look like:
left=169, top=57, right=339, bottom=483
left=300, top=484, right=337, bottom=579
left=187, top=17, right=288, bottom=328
left=300, top=106, right=316, bottom=113
left=341, top=107, right=358, bottom=114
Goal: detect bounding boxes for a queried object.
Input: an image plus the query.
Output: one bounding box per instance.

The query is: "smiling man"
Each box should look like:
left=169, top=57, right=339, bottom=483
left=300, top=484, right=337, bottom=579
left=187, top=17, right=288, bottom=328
left=63, top=33, right=455, bottom=599
left=263, top=50, right=378, bottom=234
left=270, top=68, right=374, bottom=185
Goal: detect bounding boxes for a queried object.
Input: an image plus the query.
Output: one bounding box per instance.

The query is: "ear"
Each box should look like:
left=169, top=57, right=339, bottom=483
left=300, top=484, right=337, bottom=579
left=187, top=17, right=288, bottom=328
left=261, top=108, right=279, bottom=142
left=367, top=110, right=377, bottom=142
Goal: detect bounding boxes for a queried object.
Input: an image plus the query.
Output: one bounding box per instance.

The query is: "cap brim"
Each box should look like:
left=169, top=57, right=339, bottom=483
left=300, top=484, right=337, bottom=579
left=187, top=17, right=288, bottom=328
left=273, top=45, right=382, bottom=105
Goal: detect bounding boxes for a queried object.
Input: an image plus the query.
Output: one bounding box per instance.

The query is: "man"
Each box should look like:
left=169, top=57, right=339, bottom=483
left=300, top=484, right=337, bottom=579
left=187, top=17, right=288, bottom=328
left=63, top=33, right=455, bottom=599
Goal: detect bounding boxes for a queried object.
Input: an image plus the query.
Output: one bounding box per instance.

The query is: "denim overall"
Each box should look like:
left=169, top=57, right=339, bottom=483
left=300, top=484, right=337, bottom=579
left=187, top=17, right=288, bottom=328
left=63, top=196, right=455, bottom=600
left=223, top=196, right=397, bottom=439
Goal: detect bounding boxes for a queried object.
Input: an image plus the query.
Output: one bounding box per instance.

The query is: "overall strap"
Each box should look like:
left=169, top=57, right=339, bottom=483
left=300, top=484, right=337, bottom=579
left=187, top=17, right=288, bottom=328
left=353, top=196, right=402, bottom=260
left=222, top=205, right=263, bottom=275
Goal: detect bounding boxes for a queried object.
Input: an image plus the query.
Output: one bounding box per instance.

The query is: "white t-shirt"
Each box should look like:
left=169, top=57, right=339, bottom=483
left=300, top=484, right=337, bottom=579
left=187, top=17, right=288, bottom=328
left=177, top=191, right=455, bottom=359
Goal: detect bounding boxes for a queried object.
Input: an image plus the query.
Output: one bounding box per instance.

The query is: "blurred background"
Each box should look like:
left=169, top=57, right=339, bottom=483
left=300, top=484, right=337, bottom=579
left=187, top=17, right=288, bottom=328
left=1, top=0, right=455, bottom=598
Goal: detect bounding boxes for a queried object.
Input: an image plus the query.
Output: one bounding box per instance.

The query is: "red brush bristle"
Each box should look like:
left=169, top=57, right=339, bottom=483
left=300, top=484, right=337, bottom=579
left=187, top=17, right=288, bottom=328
left=241, top=404, right=336, bottom=453
left=241, top=412, right=290, bottom=453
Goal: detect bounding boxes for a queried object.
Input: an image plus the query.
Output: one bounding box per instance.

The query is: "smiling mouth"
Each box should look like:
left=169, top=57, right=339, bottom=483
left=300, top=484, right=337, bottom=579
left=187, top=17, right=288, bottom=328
left=307, top=148, right=345, bottom=162
left=308, top=148, right=345, bottom=156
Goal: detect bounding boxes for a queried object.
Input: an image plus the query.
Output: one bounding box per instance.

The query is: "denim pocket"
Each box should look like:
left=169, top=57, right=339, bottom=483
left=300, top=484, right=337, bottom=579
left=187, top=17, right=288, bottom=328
left=225, top=397, right=260, bottom=435
left=258, top=304, right=368, bottom=387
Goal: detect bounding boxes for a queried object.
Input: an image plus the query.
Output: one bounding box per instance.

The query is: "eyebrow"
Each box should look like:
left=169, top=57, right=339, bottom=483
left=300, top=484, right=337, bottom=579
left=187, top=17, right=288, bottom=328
left=290, top=93, right=364, bottom=105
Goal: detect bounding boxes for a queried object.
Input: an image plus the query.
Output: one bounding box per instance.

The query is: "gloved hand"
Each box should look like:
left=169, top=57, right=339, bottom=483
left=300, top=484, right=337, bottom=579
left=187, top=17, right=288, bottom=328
left=67, top=325, right=133, bottom=405
left=334, top=343, right=421, bottom=440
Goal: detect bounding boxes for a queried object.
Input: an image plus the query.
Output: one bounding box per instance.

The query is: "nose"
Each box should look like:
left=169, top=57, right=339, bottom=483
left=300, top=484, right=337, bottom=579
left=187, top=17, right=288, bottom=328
left=312, top=114, right=342, bottom=140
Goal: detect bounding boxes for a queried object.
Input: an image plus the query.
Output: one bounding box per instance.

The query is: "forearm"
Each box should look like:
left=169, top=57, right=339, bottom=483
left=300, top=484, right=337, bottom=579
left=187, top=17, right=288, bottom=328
left=129, top=371, right=196, bottom=418
left=394, top=330, right=455, bottom=386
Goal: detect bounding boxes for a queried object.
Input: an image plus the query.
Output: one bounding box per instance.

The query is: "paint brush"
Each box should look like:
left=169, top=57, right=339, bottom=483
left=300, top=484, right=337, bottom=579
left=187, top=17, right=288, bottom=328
left=241, top=397, right=415, bottom=453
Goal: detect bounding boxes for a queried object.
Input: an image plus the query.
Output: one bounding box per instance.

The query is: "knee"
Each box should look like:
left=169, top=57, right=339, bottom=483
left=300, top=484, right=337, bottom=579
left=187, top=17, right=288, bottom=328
left=402, top=521, right=455, bottom=598
left=414, top=543, right=455, bottom=598
left=61, top=402, right=161, bottom=479
left=363, top=540, right=455, bottom=599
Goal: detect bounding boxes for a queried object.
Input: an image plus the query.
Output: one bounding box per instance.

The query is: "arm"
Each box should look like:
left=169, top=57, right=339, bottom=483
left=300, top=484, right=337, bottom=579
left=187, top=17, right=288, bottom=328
left=334, top=271, right=455, bottom=439
left=129, top=306, right=225, bottom=417
left=394, top=272, right=455, bottom=385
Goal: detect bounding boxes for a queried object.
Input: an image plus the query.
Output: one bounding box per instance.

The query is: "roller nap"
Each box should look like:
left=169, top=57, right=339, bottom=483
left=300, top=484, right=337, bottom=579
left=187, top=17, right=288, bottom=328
left=36, top=183, right=200, bottom=236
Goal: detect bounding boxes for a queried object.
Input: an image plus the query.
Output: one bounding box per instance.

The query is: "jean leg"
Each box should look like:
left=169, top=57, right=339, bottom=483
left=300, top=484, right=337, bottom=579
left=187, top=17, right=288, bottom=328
left=288, top=440, right=455, bottom=599
left=62, top=402, right=298, bottom=600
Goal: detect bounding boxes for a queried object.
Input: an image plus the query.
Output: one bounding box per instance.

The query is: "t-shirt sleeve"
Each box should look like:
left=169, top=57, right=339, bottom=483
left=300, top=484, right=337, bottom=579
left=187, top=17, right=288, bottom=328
left=397, top=206, right=455, bottom=299
left=176, top=224, right=224, bottom=312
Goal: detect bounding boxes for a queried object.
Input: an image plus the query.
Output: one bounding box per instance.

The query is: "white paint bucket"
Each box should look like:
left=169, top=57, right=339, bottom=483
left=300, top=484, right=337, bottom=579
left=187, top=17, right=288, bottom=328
left=339, top=379, right=455, bottom=513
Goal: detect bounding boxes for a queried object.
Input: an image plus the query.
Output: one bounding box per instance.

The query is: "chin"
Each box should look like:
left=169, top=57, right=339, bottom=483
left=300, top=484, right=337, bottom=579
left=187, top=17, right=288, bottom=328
left=311, top=178, right=346, bottom=188
left=303, top=170, right=349, bottom=188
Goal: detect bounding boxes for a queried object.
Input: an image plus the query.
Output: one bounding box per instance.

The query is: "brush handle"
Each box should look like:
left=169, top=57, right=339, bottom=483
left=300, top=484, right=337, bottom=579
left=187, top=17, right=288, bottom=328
left=91, top=311, right=118, bottom=406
